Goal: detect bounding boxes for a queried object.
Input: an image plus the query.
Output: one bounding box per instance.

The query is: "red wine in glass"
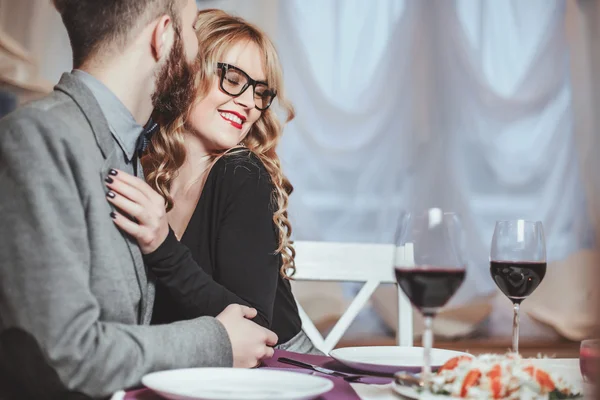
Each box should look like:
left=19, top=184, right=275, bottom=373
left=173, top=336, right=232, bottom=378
left=394, top=210, right=466, bottom=388
left=490, top=220, right=546, bottom=354
left=394, top=267, right=466, bottom=316
left=489, top=261, right=546, bottom=304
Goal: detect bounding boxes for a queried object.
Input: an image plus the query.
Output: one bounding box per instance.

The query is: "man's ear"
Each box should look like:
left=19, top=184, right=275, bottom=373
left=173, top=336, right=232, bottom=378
left=150, top=15, right=174, bottom=61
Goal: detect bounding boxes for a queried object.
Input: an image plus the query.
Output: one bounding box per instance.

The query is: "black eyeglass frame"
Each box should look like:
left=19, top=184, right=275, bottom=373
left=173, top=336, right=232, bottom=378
left=216, top=62, right=277, bottom=111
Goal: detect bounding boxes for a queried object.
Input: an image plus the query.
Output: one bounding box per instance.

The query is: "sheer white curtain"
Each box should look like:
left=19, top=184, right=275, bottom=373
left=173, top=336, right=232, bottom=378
left=427, top=0, right=593, bottom=304
left=271, top=0, right=594, bottom=308
left=277, top=0, right=418, bottom=244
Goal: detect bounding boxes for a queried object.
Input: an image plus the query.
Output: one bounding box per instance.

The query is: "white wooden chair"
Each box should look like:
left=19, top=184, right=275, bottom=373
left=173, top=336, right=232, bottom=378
left=291, top=240, right=414, bottom=354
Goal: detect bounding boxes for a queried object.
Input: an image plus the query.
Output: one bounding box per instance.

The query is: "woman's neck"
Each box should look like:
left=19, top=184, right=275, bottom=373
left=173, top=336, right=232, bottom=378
left=167, top=131, right=213, bottom=240
left=170, top=131, right=213, bottom=198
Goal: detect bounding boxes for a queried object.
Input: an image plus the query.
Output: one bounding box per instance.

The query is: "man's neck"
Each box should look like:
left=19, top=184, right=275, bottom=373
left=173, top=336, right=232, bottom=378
left=78, top=58, right=155, bottom=126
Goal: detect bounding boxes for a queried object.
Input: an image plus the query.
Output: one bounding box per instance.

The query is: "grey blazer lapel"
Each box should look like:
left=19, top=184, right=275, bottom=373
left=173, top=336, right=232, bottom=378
left=55, top=72, right=150, bottom=323
left=138, top=155, right=156, bottom=325
left=55, top=73, right=113, bottom=159
left=100, top=150, right=149, bottom=323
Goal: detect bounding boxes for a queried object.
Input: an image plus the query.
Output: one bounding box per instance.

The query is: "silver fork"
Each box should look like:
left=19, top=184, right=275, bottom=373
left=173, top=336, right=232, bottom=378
left=277, top=357, right=365, bottom=382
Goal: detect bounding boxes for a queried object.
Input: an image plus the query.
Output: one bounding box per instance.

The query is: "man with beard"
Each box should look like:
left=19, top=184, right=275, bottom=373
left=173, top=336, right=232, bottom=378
left=0, top=0, right=277, bottom=399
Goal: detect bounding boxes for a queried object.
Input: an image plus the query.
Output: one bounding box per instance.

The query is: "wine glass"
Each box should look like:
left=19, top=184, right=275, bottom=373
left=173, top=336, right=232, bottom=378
left=490, top=220, right=546, bottom=354
left=580, top=339, right=600, bottom=383
left=394, top=209, right=467, bottom=388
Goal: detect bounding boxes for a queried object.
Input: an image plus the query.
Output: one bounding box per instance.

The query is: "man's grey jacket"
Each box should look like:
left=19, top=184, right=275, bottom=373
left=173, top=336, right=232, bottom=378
left=0, top=73, right=232, bottom=398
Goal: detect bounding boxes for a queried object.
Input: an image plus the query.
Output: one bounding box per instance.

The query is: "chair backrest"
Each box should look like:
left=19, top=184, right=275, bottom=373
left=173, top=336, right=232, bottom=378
left=292, top=240, right=413, bottom=354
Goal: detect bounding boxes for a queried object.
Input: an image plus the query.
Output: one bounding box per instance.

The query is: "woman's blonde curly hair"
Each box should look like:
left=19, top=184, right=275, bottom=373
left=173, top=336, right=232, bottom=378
left=142, top=8, right=296, bottom=278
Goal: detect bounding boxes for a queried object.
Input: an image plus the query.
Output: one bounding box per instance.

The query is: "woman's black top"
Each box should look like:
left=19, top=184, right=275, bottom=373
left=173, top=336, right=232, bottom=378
left=145, top=150, right=301, bottom=344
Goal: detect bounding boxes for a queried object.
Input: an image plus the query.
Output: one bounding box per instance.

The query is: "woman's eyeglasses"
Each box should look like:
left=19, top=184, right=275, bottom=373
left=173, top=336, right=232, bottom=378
left=216, top=63, right=277, bottom=111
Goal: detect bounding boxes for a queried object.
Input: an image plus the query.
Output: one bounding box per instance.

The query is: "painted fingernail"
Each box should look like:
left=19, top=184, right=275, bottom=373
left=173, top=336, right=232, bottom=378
left=106, top=191, right=116, bottom=199
left=109, top=169, right=118, bottom=176
left=105, top=176, right=114, bottom=184
left=110, top=211, right=117, bottom=219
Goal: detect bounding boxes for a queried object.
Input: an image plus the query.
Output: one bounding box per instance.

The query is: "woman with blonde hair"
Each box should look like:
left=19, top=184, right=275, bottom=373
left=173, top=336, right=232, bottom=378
left=105, top=9, right=320, bottom=354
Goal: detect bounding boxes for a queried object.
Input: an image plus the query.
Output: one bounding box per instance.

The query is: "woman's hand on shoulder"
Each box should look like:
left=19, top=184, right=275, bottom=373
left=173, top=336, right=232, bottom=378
left=104, top=169, right=169, bottom=254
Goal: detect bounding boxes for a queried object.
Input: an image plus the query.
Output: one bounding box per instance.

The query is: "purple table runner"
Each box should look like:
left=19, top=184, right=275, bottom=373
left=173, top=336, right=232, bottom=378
left=123, top=349, right=393, bottom=400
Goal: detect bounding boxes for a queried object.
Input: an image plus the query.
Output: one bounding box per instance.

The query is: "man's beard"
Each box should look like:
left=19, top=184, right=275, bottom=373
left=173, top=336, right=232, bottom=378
left=151, top=33, right=198, bottom=125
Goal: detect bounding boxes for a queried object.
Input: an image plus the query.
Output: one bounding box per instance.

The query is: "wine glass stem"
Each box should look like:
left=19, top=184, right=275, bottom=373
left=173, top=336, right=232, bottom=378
left=422, top=315, right=433, bottom=387
left=512, top=302, right=520, bottom=354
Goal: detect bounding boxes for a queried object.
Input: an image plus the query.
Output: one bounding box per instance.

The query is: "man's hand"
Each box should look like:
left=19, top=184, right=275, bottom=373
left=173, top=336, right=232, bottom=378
left=216, top=304, right=278, bottom=368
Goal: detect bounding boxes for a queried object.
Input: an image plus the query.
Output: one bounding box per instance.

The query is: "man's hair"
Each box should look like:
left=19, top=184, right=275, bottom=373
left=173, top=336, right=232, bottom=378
left=52, top=0, right=183, bottom=67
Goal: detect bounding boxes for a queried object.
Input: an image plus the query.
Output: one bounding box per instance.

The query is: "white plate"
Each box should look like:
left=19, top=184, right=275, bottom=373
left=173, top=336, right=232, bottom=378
left=329, top=346, right=470, bottom=375
left=142, top=368, right=334, bottom=400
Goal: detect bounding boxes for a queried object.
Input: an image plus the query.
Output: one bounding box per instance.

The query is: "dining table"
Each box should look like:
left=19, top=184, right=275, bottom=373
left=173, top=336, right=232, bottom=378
left=112, top=349, right=591, bottom=400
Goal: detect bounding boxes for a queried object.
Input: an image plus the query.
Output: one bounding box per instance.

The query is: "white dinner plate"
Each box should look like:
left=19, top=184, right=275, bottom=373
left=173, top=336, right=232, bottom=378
left=329, top=346, right=470, bottom=375
left=142, top=368, right=334, bottom=400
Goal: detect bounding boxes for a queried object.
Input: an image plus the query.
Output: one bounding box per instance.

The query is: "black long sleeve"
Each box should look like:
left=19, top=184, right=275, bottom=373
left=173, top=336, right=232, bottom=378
left=148, top=150, right=301, bottom=343
left=143, top=227, right=267, bottom=325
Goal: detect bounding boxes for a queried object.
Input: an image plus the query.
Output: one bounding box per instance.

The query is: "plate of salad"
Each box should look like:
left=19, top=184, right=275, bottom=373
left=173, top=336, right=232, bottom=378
left=392, top=353, right=583, bottom=399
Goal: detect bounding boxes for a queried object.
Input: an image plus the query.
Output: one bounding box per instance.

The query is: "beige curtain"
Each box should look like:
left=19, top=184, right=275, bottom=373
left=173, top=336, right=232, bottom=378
left=0, top=0, right=71, bottom=86
left=519, top=0, right=600, bottom=341
left=569, top=0, right=600, bottom=226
